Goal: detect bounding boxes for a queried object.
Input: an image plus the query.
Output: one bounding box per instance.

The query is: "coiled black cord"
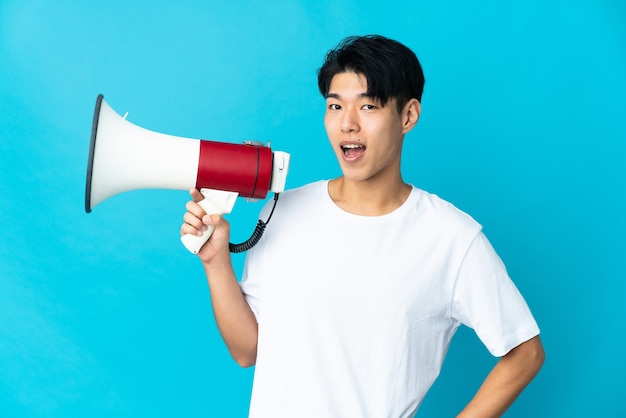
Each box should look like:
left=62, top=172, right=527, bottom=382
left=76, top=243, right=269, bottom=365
left=229, top=193, right=280, bottom=253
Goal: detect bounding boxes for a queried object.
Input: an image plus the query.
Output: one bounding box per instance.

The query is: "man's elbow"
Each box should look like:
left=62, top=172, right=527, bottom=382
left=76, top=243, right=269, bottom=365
left=514, top=335, right=546, bottom=376
left=235, top=357, right=256, bottom=368
left=528, top=335, right=546, bottom=371
left=232, top=350, right=257, bottom=368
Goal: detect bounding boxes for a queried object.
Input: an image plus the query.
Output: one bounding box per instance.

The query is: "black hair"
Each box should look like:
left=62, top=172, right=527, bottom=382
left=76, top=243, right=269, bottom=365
left=317, top=35, right=425, bottom=113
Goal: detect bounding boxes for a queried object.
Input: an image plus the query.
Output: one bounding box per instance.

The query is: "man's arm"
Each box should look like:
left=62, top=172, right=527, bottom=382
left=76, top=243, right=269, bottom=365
left=182, top=189, right=258, bottom=367
left=457, top=335, right=545, bottom=418
left=202, top=248, right=258, bottom=367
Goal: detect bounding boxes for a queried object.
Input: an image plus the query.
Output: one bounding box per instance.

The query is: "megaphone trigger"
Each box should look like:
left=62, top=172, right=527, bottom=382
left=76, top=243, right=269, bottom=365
left=180, top=189, right=238, bottom=254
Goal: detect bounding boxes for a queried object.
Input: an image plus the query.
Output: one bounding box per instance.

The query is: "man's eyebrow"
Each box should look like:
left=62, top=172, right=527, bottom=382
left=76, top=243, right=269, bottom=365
left=325, top=92, right=376, bottom=100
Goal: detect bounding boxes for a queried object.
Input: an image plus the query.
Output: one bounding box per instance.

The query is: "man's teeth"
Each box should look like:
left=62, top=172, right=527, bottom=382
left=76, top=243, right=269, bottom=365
left=341, top=143, right=365, bottom=157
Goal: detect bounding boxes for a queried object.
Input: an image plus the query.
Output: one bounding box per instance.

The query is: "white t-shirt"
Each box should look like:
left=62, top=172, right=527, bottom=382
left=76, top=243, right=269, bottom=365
left=239, top=180, right=539, bottom=418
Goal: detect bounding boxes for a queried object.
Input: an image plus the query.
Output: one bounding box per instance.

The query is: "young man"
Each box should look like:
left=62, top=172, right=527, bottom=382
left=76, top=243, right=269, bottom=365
left=181, top=35, right=544, bottom=417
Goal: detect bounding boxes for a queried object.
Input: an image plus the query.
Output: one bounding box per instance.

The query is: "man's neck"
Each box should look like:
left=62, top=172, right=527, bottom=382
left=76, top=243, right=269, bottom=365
left=328, top=177, right=412, bottom=216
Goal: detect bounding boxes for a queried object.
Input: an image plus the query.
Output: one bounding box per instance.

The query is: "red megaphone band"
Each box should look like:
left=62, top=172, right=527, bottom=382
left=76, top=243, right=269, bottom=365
left=196, top=140, right=273, bottom=199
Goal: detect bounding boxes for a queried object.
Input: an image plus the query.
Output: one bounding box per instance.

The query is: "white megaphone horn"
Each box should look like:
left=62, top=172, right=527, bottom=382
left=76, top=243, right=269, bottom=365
left=85, top=94, right=290, bottom=254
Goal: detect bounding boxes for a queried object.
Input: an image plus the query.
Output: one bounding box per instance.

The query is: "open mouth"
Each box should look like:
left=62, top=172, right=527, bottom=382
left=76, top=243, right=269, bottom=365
left=341, top=143, right=366, bottom=159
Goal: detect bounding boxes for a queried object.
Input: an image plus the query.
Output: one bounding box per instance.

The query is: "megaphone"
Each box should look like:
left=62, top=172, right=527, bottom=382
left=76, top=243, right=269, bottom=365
left=85, top=94, right=290, bottom=254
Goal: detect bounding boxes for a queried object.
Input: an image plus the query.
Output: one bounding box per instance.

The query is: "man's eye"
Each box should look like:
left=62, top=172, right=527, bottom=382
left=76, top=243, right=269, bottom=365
left=362, top=104, right=377, bottom=110
left=328, top=104, right=341, bottom=110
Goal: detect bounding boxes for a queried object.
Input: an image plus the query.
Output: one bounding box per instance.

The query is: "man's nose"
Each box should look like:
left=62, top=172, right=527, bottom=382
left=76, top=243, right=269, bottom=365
left=341, top=108, right=360, bottom=133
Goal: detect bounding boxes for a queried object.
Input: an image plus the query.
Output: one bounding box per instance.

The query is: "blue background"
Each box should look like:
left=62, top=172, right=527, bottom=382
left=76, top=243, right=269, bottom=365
left=1, top=1, right=624, bottom=417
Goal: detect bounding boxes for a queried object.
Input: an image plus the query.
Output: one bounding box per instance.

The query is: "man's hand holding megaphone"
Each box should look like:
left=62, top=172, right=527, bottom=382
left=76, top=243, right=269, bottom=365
left=181, top=188, right=233, bottom=263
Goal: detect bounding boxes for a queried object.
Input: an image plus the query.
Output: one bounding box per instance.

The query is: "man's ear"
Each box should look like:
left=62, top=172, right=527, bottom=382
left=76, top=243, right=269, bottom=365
left=401, top=98, right=421, bottom=134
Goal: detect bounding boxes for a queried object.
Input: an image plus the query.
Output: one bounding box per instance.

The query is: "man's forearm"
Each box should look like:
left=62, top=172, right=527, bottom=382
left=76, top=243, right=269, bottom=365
left=457, top=335, right=545, bottom=417
left=204, top=253, right=259, bottom=368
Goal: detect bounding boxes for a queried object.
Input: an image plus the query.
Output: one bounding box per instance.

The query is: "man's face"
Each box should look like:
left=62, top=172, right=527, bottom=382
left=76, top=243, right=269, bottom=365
left=324, top=71, right=411, bottom=185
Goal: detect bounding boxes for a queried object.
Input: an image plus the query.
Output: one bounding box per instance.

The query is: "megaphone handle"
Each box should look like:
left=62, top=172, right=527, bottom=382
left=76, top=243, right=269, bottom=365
left=180, top=189, right=239, bottom=254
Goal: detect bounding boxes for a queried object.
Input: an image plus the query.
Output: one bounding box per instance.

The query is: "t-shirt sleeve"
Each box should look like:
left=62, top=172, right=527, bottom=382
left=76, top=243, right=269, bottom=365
left=240, top=254, right=261, bottom=322
left=238, top=200, right=276, bottom=323
left=451, top=231, right=540, bottom=357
